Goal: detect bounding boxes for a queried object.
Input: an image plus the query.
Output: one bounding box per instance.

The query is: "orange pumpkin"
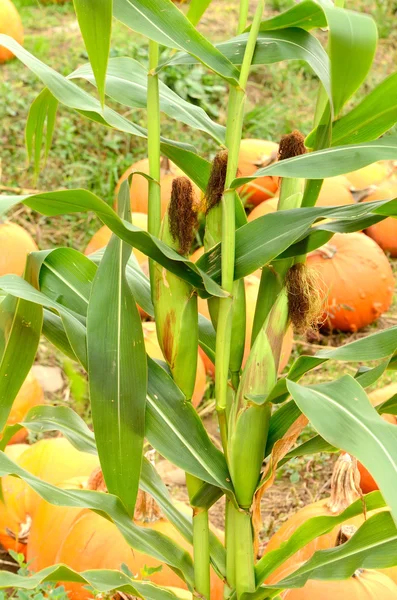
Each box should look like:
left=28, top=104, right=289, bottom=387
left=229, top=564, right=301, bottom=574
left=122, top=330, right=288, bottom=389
left=0, top=0, right=23, bottom=63
left=315, top=176, right=354, bottom=207
left=143, top=321, right=206, bottom=407
left=0, top=443, right=29, bottom=553
left=363, top=181, right=397, bottom=257
left=306, top=232, right=395, bottom=332
left=247, top=197, right=278, bottom=222
left=29, top=470, right=223, bottom=600
left=280, top=568, right=397, bottom=599
left=238, top=139, right=279, bottom=206
left=1, top=438, right=99, bottom=555
left=0, top=222, right=37, bottom=276
left=27, top=476, right=88, bottom=572
left=197, top=274, right=293, bottom=374
left=115, top=157, right=201, bottom=217
left=85, top=213, right=149, bottom=267
left=4, top=372, right=45, bottom=445
left=345, top=161, right=391, bottom=190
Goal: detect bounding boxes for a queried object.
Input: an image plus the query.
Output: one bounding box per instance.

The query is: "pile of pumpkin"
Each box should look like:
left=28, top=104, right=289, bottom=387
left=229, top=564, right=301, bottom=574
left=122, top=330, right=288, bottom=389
left=0, top=434, right=226, bottom=600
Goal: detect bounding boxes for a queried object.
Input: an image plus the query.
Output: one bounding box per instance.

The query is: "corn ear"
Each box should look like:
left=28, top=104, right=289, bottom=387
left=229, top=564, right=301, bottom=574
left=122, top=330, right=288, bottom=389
left=153, top=195, right=198, bottom=401
left=228, top=290, right=289, bottom=507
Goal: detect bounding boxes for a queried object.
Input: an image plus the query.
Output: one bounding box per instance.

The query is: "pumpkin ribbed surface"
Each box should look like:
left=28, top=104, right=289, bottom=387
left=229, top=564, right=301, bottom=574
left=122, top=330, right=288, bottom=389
left=307, top=232, right=395, bottom=332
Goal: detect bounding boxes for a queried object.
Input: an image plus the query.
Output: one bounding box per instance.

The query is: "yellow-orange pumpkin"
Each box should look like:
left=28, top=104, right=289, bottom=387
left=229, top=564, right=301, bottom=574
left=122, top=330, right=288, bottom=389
left=27, top=476, right=88, bottom=571
left=0, top=0, right=23, bottom=63
left=0, top=443, right=29, bottom=553
left=84, top=213, right=149, bottom=267
left=280, top=568, right=397, bottom=599
left=0, top=222, right=37, bottom=276
left=28, top=470, right=223, bottom=600
left=115, top=158, right=201, bottom=217
left=247, top=197, right=278, bottom=222
left=363, top=181, right=397, bottom=257
left=0, top=438, right=98, bottom=555
left=143, top=321, right=206, bottom=407
left=345, top=161, right=390, bottom=190
left=4, top=372, right=45, bottom=445
left=238, top=139, right=279, bottom=206
left=306, top=232, right=395, bottom=332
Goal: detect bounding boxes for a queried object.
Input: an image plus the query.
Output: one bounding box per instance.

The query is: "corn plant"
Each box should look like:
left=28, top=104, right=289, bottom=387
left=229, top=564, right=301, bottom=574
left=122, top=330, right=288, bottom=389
left=1, top=0, right=397, bottom=598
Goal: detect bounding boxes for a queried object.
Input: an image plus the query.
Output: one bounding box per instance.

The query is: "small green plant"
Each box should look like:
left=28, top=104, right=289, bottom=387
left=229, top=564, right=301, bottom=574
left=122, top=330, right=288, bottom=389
left=3, top=551, right=69, bottom=600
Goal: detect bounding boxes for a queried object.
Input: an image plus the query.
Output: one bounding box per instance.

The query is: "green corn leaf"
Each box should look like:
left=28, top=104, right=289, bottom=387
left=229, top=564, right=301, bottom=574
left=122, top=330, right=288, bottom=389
left=319, top=1, right=377, bottom=117
left=0, top=450, right=194, bottom=584
left=331, top=72, right=397, bottom=146
left=0, top=564, right=187, bottom=600
left=42, top=309, right=79, bottom=362
left=72, top=0, right=112, bottom=106
left=265, top=400, right=302, bottom=457
left=279, top=435, right=337, bottom=467
left=262, top=511, right=397, bottom=595
left=113, top=0, right=239, bottom=85
left=21, top=404, right=226, bottom=578
left=269, top=326, right=397, bottom=405
left=287, top=375, right=397, bottom=523
left=87, top=183, right=147, bottom=517
left=187, top=0, right=212, bottom=25
left=70, top=58, right=225, bottom=143
left=257, top=0, right=377, bottom=117
left=0, top=190, right=225, bottom=298
left=378, top=395, right=397, bottom=416
left=0, top=275, right=88, bottom=367
left=147, top=358, right=232, bottom=492
left=254, top=491, right=387, bottom=586
left=0, top=261, right=42, bottom=431
left=197, top=198, right=397, bottom=282
left=168, top=29, right=331, bottom=106
left=25, top=88, right=58, bottom=177
left=257, top=0, right=326, bottom=31
left=232, top=137, right=397, bottom=186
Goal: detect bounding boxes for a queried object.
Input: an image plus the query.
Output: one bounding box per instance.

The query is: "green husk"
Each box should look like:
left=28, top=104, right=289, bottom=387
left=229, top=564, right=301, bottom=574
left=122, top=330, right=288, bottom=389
left=153, top=181, right=199, bottom=401
left=228, top=291, right=289, bottom=508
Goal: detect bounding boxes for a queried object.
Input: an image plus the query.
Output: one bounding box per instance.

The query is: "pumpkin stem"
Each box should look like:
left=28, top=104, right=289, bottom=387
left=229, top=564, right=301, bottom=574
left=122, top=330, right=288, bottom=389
left=336, top=524, right=357, bottom=546
left=205, top=149, right=229, bottom=213
left=5, top=515, right=32, bottom=546
left=87, top=466, right=162, bottom=523
left=326, top=453, right=362, bottom=514
left=317, top=243, right=338, bottom=260
left=160, top=155, right=171, bottom=172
